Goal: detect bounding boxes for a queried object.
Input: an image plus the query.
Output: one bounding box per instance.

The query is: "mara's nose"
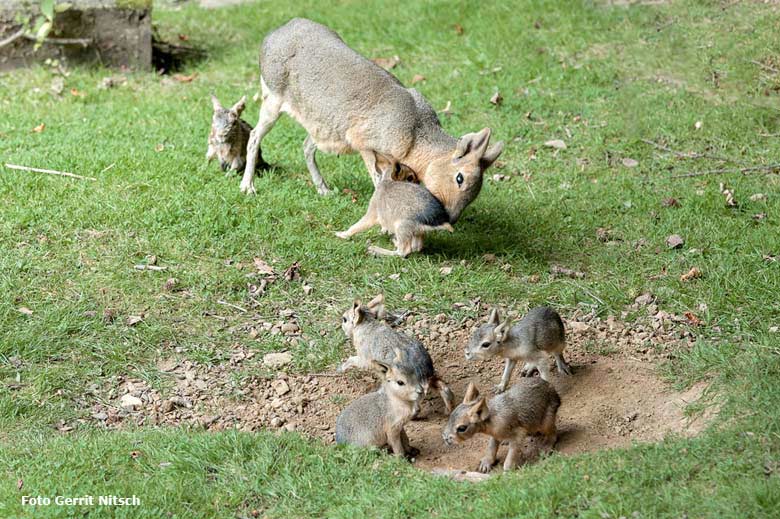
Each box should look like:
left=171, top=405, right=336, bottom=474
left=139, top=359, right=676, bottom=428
left=442, top=433, right=453, bottom=446
left=465, top=351, right=472, bottom=360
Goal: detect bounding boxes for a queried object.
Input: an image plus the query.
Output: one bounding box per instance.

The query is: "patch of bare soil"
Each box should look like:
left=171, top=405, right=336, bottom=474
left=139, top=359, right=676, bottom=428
left=86, top=295, right=715, bottom=475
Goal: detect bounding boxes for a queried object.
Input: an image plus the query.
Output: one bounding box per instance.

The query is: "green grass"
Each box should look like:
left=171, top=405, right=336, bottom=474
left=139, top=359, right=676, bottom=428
left=1, top=0, right=779, bottom=517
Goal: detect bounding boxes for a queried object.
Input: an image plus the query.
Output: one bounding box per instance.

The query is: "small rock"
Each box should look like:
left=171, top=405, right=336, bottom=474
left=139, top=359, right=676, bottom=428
left=92, top=412, right=108, bottom=421
left=626, top=411, right=639, bottom=422
left=403, top=293, right=414, bottom=301
left=750, top=193, right=767, bottom=202
left=431, top=468, right=491, bottom=483
left=280, top=323, right=299, bottom=334
left=272, top=380, right=290, bottom=397
left=270, top=417, right=284, bottom=428
left=769, top=326, right=779, bottom=334
left=440, top=266, right=453, bottom=276
left=120, top=394, right=143, bottom=411
left=303, top=284, right=313, bottom=295
left=568, top=321, right=590, bottom=334
left=666, top=234, right=684, bottom=249
left=634, top=293, right=655, bottom=306
left=622, top=158, right=639, bottom=168
left=263, top=352, right=293, bottom=368
left=200, top=415, right=219, bottom=427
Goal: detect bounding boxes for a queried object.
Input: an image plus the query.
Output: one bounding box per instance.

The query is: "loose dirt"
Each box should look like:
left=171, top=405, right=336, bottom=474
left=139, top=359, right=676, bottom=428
left=89, top=296, right=716, bottom=475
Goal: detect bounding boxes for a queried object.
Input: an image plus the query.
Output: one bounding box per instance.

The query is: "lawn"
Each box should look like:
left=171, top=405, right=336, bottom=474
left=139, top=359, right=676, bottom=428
left=1, top=0, right=779, bottom=517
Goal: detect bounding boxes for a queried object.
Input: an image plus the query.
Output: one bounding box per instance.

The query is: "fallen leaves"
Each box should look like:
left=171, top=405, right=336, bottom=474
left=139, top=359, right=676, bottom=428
left=439, top=266, right=453, bottom=276
left=550, top=265, right=585, bottom=279
left=680, top=267, right=702, bottom=282
left=454, top=23, right=464, bottom=35
left=544, top=139, right=567, bottom=150
left=17, top=306, right=33, bottom=316
left=411, top=74, right=425, bottom=85
left=719, top=183, right=738, bottom=207
left=489, top=91, right=503, bottom=106
left=662, top=197, right=681, bottom=208
left=750, top=193, right=767, bottom=202
left=172, top=73, right=197, bottom=83
left=371, top=55, right=400, bottom=70
left=253, top=257, right=275, bottom=276
left=283, top=261, right=301, bottom=282
left=683, top=311, right=703, bottom=326
left=98, top=75, right=127, bottom=89
left=32, top=123, right=46, bottom=133
left=126, top=315, right=144, bottom=327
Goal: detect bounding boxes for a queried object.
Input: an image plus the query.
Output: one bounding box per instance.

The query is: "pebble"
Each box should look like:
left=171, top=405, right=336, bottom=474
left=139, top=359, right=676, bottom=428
left=263, top=352, right=292, bottom=368
left=120, top=394, right=143, bottom=411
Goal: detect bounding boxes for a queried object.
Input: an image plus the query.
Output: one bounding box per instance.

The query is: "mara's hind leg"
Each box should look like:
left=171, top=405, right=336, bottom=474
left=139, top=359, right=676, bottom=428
left=303, top=134, right=331, bottom=196
left=368, top=222, right=414, bottom=257
left=553, top=342, right=572, bottom=375
left=241, top=81, right=282, bottom=195
left=540, top=406, right=558, bottom=451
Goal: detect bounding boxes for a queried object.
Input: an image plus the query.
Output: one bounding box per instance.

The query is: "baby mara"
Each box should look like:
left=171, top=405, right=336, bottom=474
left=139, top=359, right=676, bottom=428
left=335, top=352, right=422, bottom=457
left=467, top=307, right=571, bottom=393
left=443, top=378, right=560, bottom=473
left=339, top=296, right=454, bottom=414
left=207, top=94, right=267, bottom=174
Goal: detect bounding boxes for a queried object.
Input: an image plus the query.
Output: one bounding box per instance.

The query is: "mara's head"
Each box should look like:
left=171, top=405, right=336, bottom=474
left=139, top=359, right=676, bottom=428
left=425, top=127, right=504, bottom=223
left=372, top=350, right=424, bottom=404
left=465, top=308, right=510, bottom=361
left=210, top=94, right=246, bottom=141
left=442, top=382, right=490, bottom=445
left=340, top=297, right=383, bottom=337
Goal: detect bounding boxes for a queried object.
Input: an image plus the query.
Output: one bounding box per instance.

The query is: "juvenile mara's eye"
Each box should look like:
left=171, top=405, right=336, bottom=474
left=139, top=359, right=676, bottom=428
left=455, top=172, right=464, bottom=186
left=342, top=317, right=347, bottom=323
left=397, top=380, right=405, bottom=386
left=481, top=342, right=491, bottom=349
left=456, top=425, right=468, bottom=433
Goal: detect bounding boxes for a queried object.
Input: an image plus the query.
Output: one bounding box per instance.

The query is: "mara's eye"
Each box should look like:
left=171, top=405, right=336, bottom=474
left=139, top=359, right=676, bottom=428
left=342, top=317, right=347, bottom=323
left=455, top=172, right=464, bottom=186
left=481, top=342, right=491, bottom=349
left=397, top=380, right=405, bottom=386
left=456, top=425, right=468, bottom=433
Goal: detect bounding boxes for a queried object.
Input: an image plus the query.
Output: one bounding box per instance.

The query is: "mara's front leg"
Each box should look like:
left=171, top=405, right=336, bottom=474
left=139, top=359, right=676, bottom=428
left=241, top=90, right=282, bottom=195
left=495, top=358, right=517, bottom=394
left=478, top=437, right=499, bottom=473
left=336, top=209, right=378, bottom=240
left=387, top=425, right=407, bottom=457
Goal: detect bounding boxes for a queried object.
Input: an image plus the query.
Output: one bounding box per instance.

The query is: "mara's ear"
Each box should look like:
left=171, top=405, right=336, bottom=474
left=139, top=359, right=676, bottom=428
left=488, top=308, right=500, bottom=325
left=494, top=321, right=510, bottom=342
left=370, top=359, right=391, bottom=375
left=230, top=96, right=246, bottom=116
left=352, top=300, right=364, bottom=324
left=480, top=140, right=504, bottom=169
left=467, top=397, right=490, bottom=422
left=452, top=127, right=492, bottom=163
left=463, top=382, right=480, bottom=404
left=210, top=94, right=222, bottom=111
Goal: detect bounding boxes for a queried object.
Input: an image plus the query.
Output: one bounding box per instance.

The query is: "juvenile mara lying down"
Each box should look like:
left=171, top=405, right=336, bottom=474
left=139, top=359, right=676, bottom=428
left=336, top=168, right=453, bottom=257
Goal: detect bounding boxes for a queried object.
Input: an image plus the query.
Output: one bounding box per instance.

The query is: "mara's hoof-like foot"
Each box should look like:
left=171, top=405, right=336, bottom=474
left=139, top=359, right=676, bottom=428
left=492, top=384, right=507, bottom=395
left=335, top=231, right=350, bottom=240
left=239, top=180, right=256, bottom=195
left=478, top=458, right=494, bottom=473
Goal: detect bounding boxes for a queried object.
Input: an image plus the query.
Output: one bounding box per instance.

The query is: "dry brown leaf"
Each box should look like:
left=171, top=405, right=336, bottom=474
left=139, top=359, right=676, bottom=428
left=454, top=23, right=464, bottom=35
left=753, top=213, right=767, bottom=221
left=127, top=315, right=144, bottom=326
left=750, top=193, right=767, bottom=202
left=719, top=183, right=738, bottom=207
left=662, top=197, right=681, bottom=208
left=17, top=307, right=33, bottom=316
left=684, top=311, right=702, bottom=326
left=342, top=188, right=359, bottom=203
left=550, top=265, right=585, bottom=279
left=283, top=261, right=301, bottom=282
left=371, top=56, right=400, bottom=70
left=178, top=34, right=189, bottom=41
left=32, top=123, right=45, bottom=133
left=411, top=74, right=425, bottom=84
left=70, top=88, right=85, bottom=97
left=490, top=91, right=503, bottom=106
left=173, top=73, right=197, bottom=83
left=544, top=139, right=567, bottom=150
left=440, top=266, right=453, bottom=276
left=17, top=479, right=23, bottom=490
left=680, top=267, right=702, bottom=282
left=253, top=257, right=275, bottom=275
left=154, top=143, right=165, bottom=152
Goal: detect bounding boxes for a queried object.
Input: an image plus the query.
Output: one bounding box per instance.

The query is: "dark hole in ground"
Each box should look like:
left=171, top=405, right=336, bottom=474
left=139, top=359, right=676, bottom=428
left=152, top=29, right=206, bottom=74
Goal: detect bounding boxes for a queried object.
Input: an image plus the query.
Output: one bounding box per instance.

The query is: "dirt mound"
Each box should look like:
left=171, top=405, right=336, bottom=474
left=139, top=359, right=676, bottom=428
left=85, top=296, right=715, bottom=474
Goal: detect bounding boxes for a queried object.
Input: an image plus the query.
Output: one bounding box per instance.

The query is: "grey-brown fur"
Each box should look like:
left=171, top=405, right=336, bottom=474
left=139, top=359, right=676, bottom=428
left=442, top=379, right=561, bottom=472
left=335, top=167, right=454, bottom=257
left=339, top=296, right=454, bottom=414
left=335, top=358, right=421, bottom=457
left=241, top=18, right=503, bottom=222
left=466, top=307, right=570, bottom=393
left=207, top=94, right=266, bottom=174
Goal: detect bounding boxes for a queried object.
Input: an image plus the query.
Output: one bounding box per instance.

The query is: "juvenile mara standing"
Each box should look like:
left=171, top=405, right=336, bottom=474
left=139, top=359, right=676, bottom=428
left=466, top=307, right=571, bottom=393
left=442, top=379, right=560, bottom=473
left=206, top=95, right=266, bottom=174
left=335, top=166, right=454, bottom=257
left=335, top=356, right=421, bottom=457
left=242, top=17, right=503, bottom=223
left=339, top=297, right=454, bottom=414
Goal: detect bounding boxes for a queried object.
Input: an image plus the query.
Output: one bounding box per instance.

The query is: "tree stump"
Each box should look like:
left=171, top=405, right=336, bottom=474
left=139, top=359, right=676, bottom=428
left=0, top=0, right=152, bottom=70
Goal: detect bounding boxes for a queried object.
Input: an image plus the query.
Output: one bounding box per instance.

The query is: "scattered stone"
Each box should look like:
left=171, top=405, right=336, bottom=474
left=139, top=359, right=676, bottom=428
left=403, top=293, right=414, bottom=301
left=272, top=380, right=291, bottom=397
left=280, top=323, right=299, bottom=334
left=568, top=321, right=590, bottom=334
left=270, top=417, right=285, bottom=428
left=635, top=293, right=655, bottom=306
left=92, top=412, right=108, bottom=421
left=666, top=235, right=684, bottom=249
left=120, top=394, right=143, bottom=411
left=431, top=468, right=491, bottom=483
left=680, top=267, right=702, bottom=282
left=750, top=193, right=767, bottom=202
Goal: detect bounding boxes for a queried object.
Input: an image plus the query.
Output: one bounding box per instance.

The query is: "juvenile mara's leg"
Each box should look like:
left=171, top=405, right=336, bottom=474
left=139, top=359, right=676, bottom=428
left=495, top=358, right=517, bottom=394
left=241, top=88, right=282, bottom=195
left=336, top=356, right=363, bottom=373
left=206, top=144, right=216, bottom=162
left=503, top=439, right=522, bottom=471
left=553, top=342, right=572, bottom=375
left=431, top=376, right=455, bottom=413
left=303, top=134, right=331, bottom=196
left=400, top=429, right=419, bottom=458
left=387, top=424, right=407, bottom=456
left=540, top=406, right=558, bottom=451
left=359, top=150, right=389, bottom=186
left=478, top=437, right=499, bottom=473
left=336, top=205, right=378, bottom=240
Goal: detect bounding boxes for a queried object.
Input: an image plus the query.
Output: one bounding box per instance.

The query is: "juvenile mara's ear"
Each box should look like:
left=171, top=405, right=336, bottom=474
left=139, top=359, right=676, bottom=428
left=370, top=359, right=391, bottom=375
left=468, top=396, right=490, bottom=422
left=230, top=96, right=246, bottom=116
left=488, top=308, right=500, bottom=325
left=494, top=321, right=510, bottom=342
left=480, top=140, right=504, bottom=169
left=463, top=382, right=480, bottom=404
left=452, top=127, right=492, bottom=164
left=210, top=94, right=222, bottom=111
left=351, top=300, right=364, bottom=324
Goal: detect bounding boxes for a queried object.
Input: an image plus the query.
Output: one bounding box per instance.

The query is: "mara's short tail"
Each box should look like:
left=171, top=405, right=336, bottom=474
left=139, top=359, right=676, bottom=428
left=421, top=222, right=454, bottom=233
